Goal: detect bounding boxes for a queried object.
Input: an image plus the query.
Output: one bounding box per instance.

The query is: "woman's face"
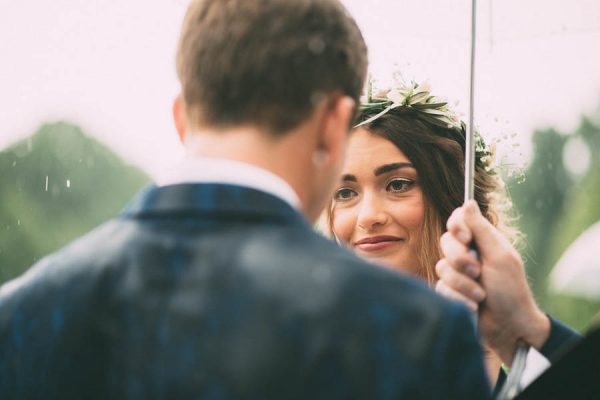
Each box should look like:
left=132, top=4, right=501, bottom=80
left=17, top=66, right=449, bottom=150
left=331, top=128, right=425, bottom=275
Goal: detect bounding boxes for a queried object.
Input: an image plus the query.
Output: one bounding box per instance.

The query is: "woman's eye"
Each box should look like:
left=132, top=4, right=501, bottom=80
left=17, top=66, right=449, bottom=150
left=386, top=179, right=414, bottom=193
left=334, top=188, right=357, bottom=201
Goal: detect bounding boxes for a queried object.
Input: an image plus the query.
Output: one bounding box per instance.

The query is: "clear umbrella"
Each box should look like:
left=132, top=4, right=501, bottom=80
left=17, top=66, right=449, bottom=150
left=550, top=221, right=600, bottom=301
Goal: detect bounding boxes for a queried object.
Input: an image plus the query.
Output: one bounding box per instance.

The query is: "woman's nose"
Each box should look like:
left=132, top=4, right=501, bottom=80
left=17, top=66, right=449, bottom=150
left=356, top=193, right=389, bottom=231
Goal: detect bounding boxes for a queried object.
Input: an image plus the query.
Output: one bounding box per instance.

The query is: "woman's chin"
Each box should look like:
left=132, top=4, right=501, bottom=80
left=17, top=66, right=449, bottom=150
left=361, top=252, right=419, bottom=276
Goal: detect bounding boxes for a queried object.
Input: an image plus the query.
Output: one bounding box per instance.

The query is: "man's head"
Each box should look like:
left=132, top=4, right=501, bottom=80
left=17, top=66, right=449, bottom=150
left=175, top=0, right=367, bottom=135
left=173, top=0, right=368, bottom=222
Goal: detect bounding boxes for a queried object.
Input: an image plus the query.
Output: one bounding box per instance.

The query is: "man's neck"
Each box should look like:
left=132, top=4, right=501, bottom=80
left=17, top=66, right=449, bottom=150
left=183, top=127, right=316, bottom=219
left=184, top=127, right=283, bottom=171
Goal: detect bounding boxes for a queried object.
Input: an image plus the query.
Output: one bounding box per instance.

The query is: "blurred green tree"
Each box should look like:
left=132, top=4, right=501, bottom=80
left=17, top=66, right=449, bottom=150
left=509, top=114, right=600, bottom=332
left=0, top=122, right=151, bottom=284
left=508, top=128, right=572, bottom=302
left=545, top=117, right=600, bottom=331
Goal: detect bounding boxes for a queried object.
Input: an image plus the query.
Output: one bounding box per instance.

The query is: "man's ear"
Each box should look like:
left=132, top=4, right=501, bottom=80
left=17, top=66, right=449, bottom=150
left=317, top=95, right=356, bottom=167
left=172, top=94, right=187, bottom=144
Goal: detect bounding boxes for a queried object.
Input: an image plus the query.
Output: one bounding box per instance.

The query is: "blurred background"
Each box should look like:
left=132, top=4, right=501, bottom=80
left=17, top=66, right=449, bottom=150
left=1, top=0, right=599, bottom=331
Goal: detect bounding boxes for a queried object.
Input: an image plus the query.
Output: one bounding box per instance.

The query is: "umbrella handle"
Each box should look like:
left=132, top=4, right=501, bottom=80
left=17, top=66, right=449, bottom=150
left=496, top=340, right=530, bottom=400
left=467, top=241, right=531, bottom=399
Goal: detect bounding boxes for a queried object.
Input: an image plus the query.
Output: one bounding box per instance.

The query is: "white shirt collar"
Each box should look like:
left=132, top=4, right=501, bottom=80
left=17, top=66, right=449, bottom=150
left=157, top=157, right=301, bottom=209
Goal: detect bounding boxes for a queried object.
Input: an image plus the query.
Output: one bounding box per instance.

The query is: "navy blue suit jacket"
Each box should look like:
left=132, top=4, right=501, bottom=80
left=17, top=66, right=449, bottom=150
left=0, top=183, right=491, bottom=399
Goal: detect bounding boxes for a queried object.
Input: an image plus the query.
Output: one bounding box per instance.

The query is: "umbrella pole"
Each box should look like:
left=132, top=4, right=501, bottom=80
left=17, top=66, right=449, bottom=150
left=465, top=0, right=477, bottom=203
left=464, top=2, right=530, bottom=398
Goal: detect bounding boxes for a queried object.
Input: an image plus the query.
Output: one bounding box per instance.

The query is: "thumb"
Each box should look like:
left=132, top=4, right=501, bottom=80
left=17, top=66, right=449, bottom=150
left=462, top=200, right=507, bottom=255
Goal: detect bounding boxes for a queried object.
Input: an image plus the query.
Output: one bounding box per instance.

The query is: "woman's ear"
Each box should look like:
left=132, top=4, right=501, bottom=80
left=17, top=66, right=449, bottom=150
left=172, top=94, right=187, bottom=144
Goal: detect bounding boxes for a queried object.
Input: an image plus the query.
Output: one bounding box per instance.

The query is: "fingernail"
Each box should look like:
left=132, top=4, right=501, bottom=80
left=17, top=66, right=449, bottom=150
left=465, top=264, right=479, bottom=278
left=472, top=287, right=486, bottom=302
left=467, top=200, right=481, bottom=215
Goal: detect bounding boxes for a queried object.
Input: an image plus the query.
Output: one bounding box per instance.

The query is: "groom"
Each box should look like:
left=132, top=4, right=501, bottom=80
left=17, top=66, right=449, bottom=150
left=0, top=0, right=491, bottom=398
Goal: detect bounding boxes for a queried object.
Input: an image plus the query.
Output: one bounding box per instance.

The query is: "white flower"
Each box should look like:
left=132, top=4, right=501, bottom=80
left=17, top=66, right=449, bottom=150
left=386, top=90, right=404, bottom=106
left=418, top=82, right=431, bottom=93
left=374, top=89, right=390, bottom=98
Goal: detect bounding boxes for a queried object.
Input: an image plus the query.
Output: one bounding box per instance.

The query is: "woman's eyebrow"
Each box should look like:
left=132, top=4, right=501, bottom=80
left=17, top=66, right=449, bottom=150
left=374, top=162, right=414, bottom=176
left=341, top=174, right=357, bottom=182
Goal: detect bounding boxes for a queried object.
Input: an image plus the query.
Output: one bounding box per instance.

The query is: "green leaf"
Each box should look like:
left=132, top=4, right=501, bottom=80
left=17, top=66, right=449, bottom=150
left=412, top=102, right=447, bottom=110
left=418, top=108, right=448, bottom=116
left=408, top=91, right=430, bottom=105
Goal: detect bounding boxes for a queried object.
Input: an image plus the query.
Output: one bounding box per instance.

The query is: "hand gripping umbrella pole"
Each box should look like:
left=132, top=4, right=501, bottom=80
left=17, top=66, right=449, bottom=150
left=464, top=2, right=529, bottom=399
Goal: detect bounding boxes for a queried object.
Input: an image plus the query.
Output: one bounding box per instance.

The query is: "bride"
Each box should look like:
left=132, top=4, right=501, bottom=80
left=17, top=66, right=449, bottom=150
left=325, top=81, right=518, bottom=385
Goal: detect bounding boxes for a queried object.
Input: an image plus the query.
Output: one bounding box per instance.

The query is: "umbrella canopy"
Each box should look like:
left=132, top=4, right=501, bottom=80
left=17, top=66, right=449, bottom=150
left=550, top=221, right=600, bottom=301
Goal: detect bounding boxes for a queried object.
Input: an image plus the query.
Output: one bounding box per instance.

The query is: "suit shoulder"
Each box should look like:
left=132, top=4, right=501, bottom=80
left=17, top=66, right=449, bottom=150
left=0, top=218, right=130, bottom=309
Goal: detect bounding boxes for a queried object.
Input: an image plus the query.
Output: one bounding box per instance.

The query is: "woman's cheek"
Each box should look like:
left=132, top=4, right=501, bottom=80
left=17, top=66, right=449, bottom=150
left=397, top=195, right=425, bottom=229
left=332, top=209, right=356, bottom=244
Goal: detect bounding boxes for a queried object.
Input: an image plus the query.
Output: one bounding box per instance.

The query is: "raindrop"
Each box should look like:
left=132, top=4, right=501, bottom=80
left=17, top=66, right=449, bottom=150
left=66, top=179, right=71, bottom=188
left=45, top=176, right=49, bottom=192
left=535, top=199, right=544, bottom=209
left=17, top=220, right=21, bottom=226
left=312, top=267, right=331, bottom=284
left=310, top=91, right=326, bottom=106
left=11, top=161, right=16, bottom=167
left=308, top=37, right=325, bottom=54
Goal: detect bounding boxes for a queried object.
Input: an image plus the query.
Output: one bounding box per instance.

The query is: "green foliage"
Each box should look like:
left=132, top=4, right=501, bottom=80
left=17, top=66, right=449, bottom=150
left=508, top=115, right=600, bottom=331
left=508, top=129, right=572, bottom=302
left=548, top=118, right=600, bottom=261
left=0, top=122, right=151, bottom=283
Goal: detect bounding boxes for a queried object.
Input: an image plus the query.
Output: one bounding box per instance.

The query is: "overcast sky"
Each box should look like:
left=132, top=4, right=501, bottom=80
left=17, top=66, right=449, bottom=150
left=1, top=0, right=599, bottom=178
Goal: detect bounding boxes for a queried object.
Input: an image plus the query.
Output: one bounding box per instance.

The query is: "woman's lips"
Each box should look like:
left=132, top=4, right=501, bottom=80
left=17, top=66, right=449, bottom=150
left=354, top=236, right=402, bottom=252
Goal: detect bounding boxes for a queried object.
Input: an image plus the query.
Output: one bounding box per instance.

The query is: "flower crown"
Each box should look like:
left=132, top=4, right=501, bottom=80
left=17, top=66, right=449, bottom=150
left=355, top=81, right=496, bottom=174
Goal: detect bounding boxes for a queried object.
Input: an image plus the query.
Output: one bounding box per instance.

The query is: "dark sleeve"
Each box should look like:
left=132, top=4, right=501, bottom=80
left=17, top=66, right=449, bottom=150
left=491, top=316, right=580, bottom=395
left=539, top=315, right=582, bottom=361
left=430, top=303, right=492, bottom=400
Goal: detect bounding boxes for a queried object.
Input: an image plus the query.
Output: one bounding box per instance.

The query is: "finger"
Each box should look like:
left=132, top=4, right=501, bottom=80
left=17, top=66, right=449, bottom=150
left=436, top=254, right=481, bottom=280
left=436, top=259, right=486, bottom=303
left=462, top=200, right=513, bottom=255
left=446, top=207, right=472, bottom=244
left=439, top=232, right=481, bottom=272
left=435, top=280, right=479, bottom=313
